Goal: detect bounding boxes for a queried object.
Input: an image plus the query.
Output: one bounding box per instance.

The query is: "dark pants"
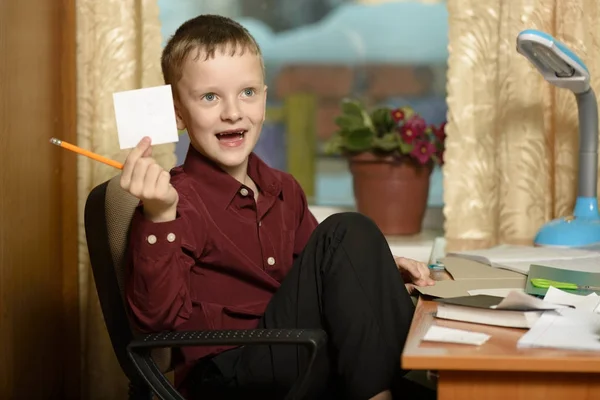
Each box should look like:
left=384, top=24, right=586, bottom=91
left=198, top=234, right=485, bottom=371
left=188, top=212, right=433, bottom=399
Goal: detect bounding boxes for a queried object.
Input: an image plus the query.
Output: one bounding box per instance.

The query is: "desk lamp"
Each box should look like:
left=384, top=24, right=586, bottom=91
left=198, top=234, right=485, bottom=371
left=516, top=29, right=600, bottom=249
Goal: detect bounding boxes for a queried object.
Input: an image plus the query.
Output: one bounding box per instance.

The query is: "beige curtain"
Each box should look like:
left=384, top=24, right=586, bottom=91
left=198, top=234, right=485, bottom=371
left=444, top=0, right=600, bottom=251
left=77, top=1, right=176, bottom=398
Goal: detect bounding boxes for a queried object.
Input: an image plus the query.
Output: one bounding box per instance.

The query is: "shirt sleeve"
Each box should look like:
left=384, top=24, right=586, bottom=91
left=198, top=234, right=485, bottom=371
left=292, top=177, right=318, bottom=256
left=125, top=192, right=205, bottom=332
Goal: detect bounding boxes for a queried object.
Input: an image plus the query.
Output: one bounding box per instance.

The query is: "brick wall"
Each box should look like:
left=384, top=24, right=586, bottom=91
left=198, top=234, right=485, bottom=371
left=274, top=64, right=434, bottom=140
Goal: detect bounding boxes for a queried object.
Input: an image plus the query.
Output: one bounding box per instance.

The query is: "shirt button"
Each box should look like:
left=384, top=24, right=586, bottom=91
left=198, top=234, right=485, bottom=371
left=167, top=233, right=176, bottom=243
left=267, top=257, right=275, bottom=266
left=240, top=188, right=249, bottom=196
left=147, top=234, right=157, bottom=244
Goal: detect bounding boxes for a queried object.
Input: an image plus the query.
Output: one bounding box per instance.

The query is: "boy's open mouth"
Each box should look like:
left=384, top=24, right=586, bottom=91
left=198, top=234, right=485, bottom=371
left=216, top=129, right=247, bottom=147
left=216, top=129, right=246, bottom=139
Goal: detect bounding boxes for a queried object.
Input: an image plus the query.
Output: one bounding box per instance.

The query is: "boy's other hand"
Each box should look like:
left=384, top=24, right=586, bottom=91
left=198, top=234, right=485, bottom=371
left=394, top=256, right=435, bottom=288
left=120, top=136, right=179, bottom=222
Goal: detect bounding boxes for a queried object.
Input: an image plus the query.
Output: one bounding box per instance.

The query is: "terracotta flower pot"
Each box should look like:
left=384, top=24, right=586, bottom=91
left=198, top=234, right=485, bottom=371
left=348, top=153, right=433, bottom=235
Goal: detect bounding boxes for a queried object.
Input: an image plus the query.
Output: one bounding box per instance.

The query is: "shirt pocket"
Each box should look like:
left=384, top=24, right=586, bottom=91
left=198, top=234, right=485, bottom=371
left=200, top=301, right=266, bottom=331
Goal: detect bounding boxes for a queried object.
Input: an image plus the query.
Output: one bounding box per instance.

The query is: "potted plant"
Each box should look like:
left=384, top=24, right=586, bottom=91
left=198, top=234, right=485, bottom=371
left=325, top=98, right=446, bottom=235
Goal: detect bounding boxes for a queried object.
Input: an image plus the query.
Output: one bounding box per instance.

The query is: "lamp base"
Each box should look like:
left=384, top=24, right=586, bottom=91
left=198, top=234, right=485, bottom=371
left=534, top=216, right=600, bottom=249
left=535, top=196, right=600, bottom=249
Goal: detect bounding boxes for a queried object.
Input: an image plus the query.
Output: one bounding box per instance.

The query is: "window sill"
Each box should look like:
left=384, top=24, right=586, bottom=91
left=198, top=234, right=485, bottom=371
left=308, top=205, right=444, bottom=262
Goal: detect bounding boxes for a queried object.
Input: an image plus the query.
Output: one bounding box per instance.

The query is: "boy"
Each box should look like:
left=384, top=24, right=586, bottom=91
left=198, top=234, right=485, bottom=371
left=121, top=14, right=435, bottom=400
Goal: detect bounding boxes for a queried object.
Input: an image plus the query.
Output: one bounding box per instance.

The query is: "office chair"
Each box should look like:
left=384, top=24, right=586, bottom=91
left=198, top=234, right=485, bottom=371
left=84, top=175, right=327, bottom=400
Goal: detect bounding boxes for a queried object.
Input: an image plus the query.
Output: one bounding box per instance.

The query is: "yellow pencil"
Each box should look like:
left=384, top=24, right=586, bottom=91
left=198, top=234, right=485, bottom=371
left=50, top=138, right=123, bottom=169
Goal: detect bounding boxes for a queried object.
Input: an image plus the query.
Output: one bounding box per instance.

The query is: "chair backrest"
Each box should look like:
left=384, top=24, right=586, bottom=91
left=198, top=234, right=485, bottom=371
left=84, top=175, right=170, bottom=381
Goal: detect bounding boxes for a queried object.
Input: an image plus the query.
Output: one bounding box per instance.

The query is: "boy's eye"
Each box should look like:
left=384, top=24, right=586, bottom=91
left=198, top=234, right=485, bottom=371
left=202, top=93, right=216, bottom=101
left=242, top=88, right=255, bottom=97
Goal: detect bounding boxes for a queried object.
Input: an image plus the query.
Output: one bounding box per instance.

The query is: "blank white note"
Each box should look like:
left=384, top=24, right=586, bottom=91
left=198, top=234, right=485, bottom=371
left=113, top=85, right=179, bottom=149
left=423, top=325, right=491, bottom=346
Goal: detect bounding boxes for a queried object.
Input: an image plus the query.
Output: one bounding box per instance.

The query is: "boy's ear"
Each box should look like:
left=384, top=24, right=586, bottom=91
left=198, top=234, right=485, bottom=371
left=174, top=100, right=186, bottom=131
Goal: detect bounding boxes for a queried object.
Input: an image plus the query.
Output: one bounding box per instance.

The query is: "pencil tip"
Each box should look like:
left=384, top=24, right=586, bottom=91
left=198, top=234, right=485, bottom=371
left=49, top=137, right=61, bottom=146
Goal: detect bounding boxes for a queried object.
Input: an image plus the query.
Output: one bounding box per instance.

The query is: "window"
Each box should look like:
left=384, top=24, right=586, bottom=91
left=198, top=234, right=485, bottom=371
left=159, top=0, right=447, bottom=218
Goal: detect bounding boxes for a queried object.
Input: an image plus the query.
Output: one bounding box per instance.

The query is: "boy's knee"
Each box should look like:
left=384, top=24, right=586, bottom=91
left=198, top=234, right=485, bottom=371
left=321, top=212, right=381, bottom=234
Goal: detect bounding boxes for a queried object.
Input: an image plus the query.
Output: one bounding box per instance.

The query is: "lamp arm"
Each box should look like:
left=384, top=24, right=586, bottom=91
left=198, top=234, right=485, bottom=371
left=575, top=88, right=599, bottom=199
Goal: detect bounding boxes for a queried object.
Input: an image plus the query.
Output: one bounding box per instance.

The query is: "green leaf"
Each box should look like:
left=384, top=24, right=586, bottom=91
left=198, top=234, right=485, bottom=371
left=340, top=99, right=364, bottom=117
left=334, top=115, right=364, bottom=131
left=371, top=108, right=394, bottom=132
left=373, top=133, right=399, bottom=152
left=399, top=140, right=413, bottom=154
left=344, top=127, right=375, bottom=152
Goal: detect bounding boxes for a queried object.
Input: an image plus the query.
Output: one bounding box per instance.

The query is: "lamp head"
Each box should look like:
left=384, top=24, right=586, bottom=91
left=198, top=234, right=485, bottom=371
left=516, top=29, right=590, bottom=94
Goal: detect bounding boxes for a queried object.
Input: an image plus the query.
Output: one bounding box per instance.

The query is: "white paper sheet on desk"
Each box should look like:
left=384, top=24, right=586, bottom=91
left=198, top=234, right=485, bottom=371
left=543, top=286, right=600, bottom=312
left=448, top=245, right=600, bottom=275
left=113, top=85, right=179, bottom=149
left=423, top=325, right=491, bottom=346
left=517, top=309, right=600, bottom=351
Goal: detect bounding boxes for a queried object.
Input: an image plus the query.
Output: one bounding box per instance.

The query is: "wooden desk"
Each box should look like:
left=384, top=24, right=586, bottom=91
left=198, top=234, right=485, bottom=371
left=402, top=298, right=600, bottom=399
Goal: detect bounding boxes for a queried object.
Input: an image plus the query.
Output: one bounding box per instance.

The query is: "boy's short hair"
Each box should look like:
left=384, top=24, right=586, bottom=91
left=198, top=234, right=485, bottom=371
left=161, top=14, right=263, bottom=91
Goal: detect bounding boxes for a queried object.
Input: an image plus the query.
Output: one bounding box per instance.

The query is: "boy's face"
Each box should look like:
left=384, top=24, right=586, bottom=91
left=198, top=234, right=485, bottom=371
left=174, top=46, right=266, bottom=174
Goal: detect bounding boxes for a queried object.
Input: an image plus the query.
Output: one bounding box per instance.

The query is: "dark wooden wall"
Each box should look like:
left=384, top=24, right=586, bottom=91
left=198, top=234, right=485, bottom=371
left=0, top=0, right=79, bottom=398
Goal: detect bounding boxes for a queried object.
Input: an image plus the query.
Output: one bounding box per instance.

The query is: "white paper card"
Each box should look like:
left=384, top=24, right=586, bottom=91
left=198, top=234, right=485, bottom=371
left=113, top=85, right=179, bottom=149
left=423, top=325, right=491, bottom=346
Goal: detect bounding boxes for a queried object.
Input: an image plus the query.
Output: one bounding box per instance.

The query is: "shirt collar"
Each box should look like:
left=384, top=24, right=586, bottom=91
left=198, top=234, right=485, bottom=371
left=182, top=146, right=282, bottom=208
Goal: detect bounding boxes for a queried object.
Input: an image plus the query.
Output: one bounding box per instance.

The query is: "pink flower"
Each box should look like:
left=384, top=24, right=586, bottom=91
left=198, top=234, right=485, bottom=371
left=399, top=115, right=426, bottom=144
left=411, top=140, right=436, bottom=164
left=391, top=108, right=405, bottom=122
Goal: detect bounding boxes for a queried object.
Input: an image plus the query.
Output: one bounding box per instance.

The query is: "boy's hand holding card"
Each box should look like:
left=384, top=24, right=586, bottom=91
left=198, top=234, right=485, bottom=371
left=113, top=84, right=181, bottom=222
left=119, top=136, right=179, bottom=223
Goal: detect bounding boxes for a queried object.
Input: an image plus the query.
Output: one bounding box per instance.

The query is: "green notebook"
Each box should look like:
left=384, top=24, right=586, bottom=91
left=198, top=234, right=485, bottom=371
left=525, top=264, right=600, bottom=297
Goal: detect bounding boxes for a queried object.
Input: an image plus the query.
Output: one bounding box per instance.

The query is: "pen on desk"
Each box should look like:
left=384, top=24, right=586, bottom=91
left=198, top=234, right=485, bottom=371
left=428, top=262, right=445, bottom=271
left=50, top=138, right=124, bottom=169
left=530, top=278, right=600, bottom=291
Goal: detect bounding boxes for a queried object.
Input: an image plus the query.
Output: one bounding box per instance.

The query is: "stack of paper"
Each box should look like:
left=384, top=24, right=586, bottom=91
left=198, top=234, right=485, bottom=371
left=417, top=242, right=600, bottom=299
left=434, top=290, right=567, bottom=329
left=447, top=245, right=600, bottom=275
left=517, top=287, right=600, bottom=351
left=517, top=309, right=600, bottom=351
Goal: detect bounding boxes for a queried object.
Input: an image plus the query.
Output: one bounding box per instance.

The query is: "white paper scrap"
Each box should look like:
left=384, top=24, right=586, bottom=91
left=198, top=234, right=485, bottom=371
left=113, top=85, right=179, bottom=149
left=543, top=286, right=600, bottom=312
left=423, top=325, right=491, bottom=346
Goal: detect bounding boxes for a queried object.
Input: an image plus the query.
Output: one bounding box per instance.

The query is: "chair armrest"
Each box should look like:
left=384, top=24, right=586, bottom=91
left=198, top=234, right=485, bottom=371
left=129, top=328, right=327, bottom=349
left=127, top=328, right=327, bottom=400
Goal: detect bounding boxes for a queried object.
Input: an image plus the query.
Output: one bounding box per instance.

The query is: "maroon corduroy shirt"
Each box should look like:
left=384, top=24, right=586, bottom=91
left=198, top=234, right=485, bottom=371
left=125, top=145, right=318, bottom=388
